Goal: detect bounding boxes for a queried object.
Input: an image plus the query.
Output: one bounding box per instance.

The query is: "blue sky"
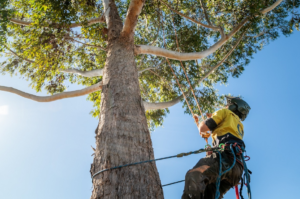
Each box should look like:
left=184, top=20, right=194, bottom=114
left=1, top=31, right=299, bottom=199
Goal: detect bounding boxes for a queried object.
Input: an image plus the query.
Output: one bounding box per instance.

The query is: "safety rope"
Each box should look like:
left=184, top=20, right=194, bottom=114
left=161, top=15, right=204, bottom=128
left=165, top=58, right=196, bottom=118
left=168, top=13, right=215, bottom=146
left=170, top=14, right=205, bottom=121
left=162, top=180, right=185, bottom=187
left=91, top=147, right=223, bottom=182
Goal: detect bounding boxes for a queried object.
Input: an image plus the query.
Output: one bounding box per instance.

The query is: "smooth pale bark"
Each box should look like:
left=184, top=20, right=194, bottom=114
left=90, top=0, right=163, bottom=198
left=143, top=95, right=182, bottom=110
left=122, top=0, right=145, bottom=37
left=0, top=82, right=102, bottom=102
left=261, top=0, right=283, bottom=14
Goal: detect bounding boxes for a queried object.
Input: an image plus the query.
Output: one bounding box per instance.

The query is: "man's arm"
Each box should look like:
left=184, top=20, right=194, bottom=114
left=198, top=121, right=210, bottom=133
left=194, top=113, right=213, bottom=137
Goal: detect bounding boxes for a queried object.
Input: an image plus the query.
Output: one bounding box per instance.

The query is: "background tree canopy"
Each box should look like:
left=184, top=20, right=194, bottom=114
left=0, top=0, right=299, bottom=130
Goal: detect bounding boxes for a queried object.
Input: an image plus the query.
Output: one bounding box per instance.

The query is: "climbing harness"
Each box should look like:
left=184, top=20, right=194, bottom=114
left=91, top=147, right=224, bottom=182
left=216, top=143, right=252, bottom=199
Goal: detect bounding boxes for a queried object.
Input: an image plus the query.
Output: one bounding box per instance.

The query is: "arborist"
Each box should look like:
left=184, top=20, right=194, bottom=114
left=181, top=96, right=251, bottom=199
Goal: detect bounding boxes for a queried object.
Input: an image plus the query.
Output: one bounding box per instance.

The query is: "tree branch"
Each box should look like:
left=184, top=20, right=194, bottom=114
left=247, top=30, right=267, bottom=38
left=0, top=82, right=102, bottom=102
left=136, top=17, right=248, bottom=60
left=122, top=0, right=145, bottom=37
left=4, top=45, right=35, bottom=63
left=70, top=38, right=107, bottom=51
left=102, top=0, right=111, bottom=25
left=158, top=0, right=220, bottom=31
left=143, top=95, right=182, bottom=110
left=261, top=0, right=284, bottom=14
left=199, top=0, right=212, bottom=26
left=9, top=16, right=105, bottom=28
left=60, top=69, right=104, bottom=77
left=138, top=67, right=156, bottom=75
left=136, top=0, right=283, bottom=61
left=142, top=30, right=247, bottom=111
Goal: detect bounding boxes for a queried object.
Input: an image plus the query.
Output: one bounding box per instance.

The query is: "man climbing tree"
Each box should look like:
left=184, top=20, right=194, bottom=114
left=0, top=0, right=299, bottom=198
left=182, top=96, right=250, bottom=199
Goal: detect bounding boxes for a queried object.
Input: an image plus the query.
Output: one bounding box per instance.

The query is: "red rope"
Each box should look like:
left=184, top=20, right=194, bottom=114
left=235, top=185, right=240, bottom=199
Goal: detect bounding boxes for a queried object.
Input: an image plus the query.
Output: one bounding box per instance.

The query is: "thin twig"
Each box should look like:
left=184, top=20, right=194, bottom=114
left=4, top=45, right=35, bottom=63
left=158, top=0, right=220, bottom=31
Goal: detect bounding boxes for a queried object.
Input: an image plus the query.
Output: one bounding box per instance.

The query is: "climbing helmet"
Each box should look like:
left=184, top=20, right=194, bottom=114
left=226, top=96, right=251, bottom=121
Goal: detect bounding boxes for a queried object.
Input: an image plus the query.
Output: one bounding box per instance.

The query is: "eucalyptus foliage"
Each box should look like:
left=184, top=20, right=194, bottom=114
left=1, top=0, right=299, bottom=130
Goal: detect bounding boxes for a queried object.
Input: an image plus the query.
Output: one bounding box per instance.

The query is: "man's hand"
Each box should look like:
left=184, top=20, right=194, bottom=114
left=193, top=114, right=199, bottom=124
left=200, top=131, right=211, bottom=139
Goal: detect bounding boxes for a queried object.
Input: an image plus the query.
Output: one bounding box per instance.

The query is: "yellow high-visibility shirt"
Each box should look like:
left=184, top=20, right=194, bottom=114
left=205, top=108, right=244, bottom=146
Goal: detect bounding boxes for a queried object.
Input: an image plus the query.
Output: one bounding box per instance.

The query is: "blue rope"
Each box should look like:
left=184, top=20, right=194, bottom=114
left=240, top=148, right=251, bottom=199
left=215, top=144, right=236, bottom=199
left=92, top=147, right=221, bottom=181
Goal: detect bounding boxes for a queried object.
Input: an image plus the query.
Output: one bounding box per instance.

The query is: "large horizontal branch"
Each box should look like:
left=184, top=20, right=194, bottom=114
left=60, top=68, right=104, bottom=77
left=159, top=0, right=220, bottom=31
left=135, top=17, right=248, bottom=60
left=142, top=30, right=247, bottom=111
left=122, top=0, right=145, bottom=37
left=0, top=82, right=102, bottom=102
left=136, top=0, right=283, bottom=61
left=9, top=16, right=105, bottom=28
left=143, top=95, right=183, bottom=110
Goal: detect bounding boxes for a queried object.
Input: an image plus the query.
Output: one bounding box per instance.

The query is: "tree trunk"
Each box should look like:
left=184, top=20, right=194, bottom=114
left=90, top=2, right=164, bottom=198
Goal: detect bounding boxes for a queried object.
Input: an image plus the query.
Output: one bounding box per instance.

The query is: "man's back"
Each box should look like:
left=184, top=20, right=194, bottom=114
left=205, top=108, right=245, bottom=148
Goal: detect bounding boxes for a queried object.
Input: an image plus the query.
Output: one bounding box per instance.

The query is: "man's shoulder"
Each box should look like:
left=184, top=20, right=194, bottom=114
left=214, top=108, right=229, bottom=115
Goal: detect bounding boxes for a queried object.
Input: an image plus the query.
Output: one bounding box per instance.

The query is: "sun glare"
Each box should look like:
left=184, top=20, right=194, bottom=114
left=0, top=105, right=9, bottom=115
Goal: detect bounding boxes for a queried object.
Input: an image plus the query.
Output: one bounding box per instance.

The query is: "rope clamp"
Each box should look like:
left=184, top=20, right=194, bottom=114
left=219, top=143, right=225, bottom=151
